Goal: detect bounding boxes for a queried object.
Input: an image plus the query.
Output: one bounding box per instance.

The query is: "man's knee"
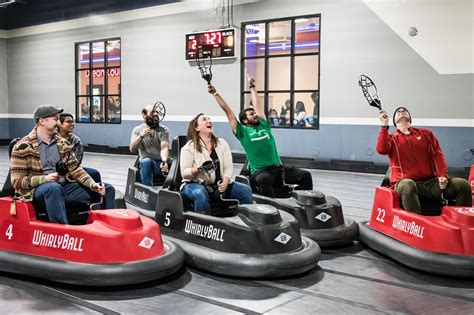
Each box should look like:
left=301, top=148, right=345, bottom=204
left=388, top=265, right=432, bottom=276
left=396, top=179, right=418, bottom=196
left=104, top=183, right=115, bottom=193
left=254, top=172, right=273, bottom=186
left=140, top=158, right=153, bottom=168
left=448, top=177, right=472, bottom=206
left=38, top=182, right=63, bottom=196
left=450, top=178, right=471, bottom=193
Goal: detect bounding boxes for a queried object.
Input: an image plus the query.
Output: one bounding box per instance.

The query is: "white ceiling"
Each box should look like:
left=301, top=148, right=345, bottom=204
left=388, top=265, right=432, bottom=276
left=363, top=0, right=473, bottom=74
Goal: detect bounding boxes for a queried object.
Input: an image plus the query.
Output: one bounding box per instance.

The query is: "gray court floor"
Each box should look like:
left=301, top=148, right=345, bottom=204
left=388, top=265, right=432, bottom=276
left=0, top=147, right=472, bottom=314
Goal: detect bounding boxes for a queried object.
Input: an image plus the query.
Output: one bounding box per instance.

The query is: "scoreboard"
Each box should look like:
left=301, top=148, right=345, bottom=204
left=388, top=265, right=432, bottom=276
left=185, top=28, right=236, bottom=60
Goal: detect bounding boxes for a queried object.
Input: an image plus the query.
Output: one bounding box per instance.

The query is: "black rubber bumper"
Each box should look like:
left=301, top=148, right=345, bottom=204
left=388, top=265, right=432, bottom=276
left=165, top=235, right=321, bottom=278
left=302, top=218, right=358, bottom=248
left=0, top=240, right=184, bottom=286
left=358, top=221, right=474, bottom=278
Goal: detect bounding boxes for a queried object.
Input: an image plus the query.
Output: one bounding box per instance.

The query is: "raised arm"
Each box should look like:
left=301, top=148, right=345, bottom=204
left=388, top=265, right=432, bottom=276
left=375, top=110, right=392, bottom=155
left=208, top=85, right=238, bottom=134
left=247, top=75, right=265, bottom=119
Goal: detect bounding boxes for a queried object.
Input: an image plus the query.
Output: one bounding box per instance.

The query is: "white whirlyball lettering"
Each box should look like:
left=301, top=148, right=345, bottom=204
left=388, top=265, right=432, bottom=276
left=134, top=189, right=149, bottom=203
left=455, top=207, right=474, bottom=215
left=32, top=230, right=84, bottom=252
left=391, top=215, right=425, bottom=239
left=184, top=220, right=225, bottom=242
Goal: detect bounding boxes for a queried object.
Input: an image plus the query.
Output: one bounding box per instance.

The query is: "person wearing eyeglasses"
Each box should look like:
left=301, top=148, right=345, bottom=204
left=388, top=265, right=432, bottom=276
left=57, top=113, right=101, bottom=183
left=376, top=106, right=471, bottom=214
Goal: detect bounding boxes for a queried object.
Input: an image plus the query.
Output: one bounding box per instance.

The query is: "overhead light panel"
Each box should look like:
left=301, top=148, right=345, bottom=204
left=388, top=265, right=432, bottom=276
left=0, top=0, right=27, bottom=9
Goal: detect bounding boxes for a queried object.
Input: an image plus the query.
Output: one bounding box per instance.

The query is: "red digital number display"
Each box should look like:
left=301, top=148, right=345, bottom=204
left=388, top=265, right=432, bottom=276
left=185, top=28, right=235, bottom=60
left=203, top=32, right=222, bottom=45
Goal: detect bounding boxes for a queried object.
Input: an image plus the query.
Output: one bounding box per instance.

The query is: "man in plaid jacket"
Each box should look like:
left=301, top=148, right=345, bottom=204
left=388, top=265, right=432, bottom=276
left=10, top=104, right=115, bottom=224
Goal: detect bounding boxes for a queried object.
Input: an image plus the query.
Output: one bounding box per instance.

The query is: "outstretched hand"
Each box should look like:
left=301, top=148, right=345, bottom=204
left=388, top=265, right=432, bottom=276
left=379, top=110, right=389, bottom=126
left=208, top=85, right=217, bottom=95
left=247, top=74, right=255, bottom=88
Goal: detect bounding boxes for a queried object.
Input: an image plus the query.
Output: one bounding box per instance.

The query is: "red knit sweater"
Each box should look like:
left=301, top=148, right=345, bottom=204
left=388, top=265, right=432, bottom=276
left=376, top=127, right=448, bottom=186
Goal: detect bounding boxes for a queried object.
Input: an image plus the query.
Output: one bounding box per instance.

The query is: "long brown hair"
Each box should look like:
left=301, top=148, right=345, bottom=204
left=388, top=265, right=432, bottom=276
left=187, top=113, right=220, bottom=153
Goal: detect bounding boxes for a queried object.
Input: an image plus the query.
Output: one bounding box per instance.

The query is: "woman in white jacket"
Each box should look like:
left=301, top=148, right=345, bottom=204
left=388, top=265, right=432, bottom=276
left=180, top=113, right=253, bottom=213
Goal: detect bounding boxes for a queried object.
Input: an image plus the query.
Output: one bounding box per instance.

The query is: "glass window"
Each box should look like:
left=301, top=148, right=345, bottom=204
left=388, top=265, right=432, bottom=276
left=268, top=20, right=292, bottom=56
left=77, top=43, right=90, bottom=70
left=268, top=57, right=290, bottom=90
left=294, top=92, right=319, bottom=129
left=92, top=42, right=105, bottom=68
left=241, top=16, right=320, bottom=129
left=243, top=59, right=264, bottom=92
left=75, top=38, right=121, bottom=124
left=268, top=93, right=291, bottom=127
left=294, top=55, right=319, bottom=90
left=295, top=17, right=320, bottom=54
left=244, top=23, right=265, bottom=58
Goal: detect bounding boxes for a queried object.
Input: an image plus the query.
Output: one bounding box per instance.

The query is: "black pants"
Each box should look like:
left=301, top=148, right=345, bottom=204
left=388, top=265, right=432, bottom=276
left=251, top=165, right=313, bottom=197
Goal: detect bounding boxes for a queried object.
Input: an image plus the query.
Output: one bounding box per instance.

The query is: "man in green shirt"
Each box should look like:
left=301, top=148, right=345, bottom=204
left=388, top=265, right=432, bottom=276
left=208, top=76, right=312, bottom=197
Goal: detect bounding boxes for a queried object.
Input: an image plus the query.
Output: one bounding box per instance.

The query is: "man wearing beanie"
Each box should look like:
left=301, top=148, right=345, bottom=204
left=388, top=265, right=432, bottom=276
left=376, top=106, right=471, bottom=214
left=10, top=104, right=116, bottom=224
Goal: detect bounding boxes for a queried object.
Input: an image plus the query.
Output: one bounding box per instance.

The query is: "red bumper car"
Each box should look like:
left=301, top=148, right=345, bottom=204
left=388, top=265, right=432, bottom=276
left=359, top=168, right=474, bottom=277
left=0, top=197, right=184, bottom=286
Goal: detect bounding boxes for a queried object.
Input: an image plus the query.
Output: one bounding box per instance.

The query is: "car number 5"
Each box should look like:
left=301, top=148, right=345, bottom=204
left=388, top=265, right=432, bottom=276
left=164, top=212, right=171, bottom=226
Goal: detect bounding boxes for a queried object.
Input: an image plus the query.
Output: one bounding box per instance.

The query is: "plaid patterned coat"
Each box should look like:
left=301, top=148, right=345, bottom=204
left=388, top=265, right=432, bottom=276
left=10, top=128, right=95, bottom=202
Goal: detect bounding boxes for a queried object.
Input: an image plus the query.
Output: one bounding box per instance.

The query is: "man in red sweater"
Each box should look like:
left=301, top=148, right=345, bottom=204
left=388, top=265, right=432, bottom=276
left=376, top=106, right=471, bottom=214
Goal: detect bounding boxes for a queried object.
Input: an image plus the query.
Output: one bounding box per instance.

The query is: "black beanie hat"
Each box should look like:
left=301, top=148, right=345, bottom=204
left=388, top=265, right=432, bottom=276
left=393, top=106, right=412, bottom=127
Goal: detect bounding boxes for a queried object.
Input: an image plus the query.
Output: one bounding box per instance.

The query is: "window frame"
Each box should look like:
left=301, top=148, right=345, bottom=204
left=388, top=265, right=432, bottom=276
left=241, top=14, right=321, bottom=130
left=74, top=37, right=122, bottom=124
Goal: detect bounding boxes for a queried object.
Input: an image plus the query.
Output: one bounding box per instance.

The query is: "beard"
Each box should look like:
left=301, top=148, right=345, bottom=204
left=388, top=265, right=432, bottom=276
left=246, top=118, right=260, bottom=127
left=146, top=117, right=160, bottom=129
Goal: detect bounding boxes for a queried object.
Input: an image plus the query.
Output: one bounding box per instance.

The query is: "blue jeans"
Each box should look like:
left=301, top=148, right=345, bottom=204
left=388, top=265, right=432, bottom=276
left=83, top=167, right=102, bottom=183
left=139, top=158, right=171, bottom=186
left=33, top=181, right=115, bottom=224
left=181, top=182, right=253, bottom=213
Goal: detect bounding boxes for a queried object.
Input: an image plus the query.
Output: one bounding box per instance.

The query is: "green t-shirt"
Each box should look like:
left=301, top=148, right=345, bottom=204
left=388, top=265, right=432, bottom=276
left=235, top=117, right=282, bottom=174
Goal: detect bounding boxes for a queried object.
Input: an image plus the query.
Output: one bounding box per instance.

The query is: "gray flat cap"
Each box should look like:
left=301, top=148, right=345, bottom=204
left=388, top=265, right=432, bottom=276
left=34, top=104, right=64, bottom=121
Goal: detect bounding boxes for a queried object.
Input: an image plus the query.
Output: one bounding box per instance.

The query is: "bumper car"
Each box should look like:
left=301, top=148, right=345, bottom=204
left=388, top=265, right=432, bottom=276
left=237, top=162, right=357, bottom=248
left=359, top=167, right=474, bottom=277
left=0, top=139, right=184, bottom=286
left=128, top=136, right=321, bottom=278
